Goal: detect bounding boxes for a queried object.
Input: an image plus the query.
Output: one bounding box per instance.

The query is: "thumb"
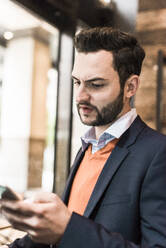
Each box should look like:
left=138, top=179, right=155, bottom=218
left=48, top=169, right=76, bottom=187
left=25, top=192, right=59, bottom=204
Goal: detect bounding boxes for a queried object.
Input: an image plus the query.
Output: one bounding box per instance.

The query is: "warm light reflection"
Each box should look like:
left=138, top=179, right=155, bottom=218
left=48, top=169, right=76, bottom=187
left=100, top=0, right=111, bottom=4
left=3, top=31, right=14, bottom=40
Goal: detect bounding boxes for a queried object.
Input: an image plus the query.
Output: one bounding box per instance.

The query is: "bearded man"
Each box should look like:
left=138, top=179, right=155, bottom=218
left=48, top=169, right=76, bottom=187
left=1, top=27, right=166, bottom=248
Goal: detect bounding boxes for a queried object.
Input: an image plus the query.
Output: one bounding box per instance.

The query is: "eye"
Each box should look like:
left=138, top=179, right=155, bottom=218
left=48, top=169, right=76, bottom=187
left=73, top=80, right=80, bottom=86
left=91, top=83, right=104, bottom=88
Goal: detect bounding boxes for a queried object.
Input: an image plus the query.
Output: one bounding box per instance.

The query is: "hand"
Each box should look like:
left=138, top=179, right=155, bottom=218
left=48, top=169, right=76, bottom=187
left=1, top=192, right=72, bottom=244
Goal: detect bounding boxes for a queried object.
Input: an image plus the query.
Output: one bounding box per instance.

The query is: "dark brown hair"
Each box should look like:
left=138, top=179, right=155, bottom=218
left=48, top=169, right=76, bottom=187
left=74, top=27, right=145, bottom=89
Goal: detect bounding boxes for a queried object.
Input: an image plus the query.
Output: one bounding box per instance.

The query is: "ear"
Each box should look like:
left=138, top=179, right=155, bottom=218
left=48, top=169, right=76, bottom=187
left=124, top=75, right=140, bottom=99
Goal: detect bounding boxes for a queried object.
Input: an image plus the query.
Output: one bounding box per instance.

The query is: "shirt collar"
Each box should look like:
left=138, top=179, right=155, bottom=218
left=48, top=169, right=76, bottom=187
left=81, top=108, right=137, bottom=149
left=105, top=108, right=137, bottom=138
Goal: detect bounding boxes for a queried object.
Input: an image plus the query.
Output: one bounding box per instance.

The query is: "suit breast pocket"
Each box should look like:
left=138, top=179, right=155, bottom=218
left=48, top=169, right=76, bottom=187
left=101, top=194, right=131, bottom=206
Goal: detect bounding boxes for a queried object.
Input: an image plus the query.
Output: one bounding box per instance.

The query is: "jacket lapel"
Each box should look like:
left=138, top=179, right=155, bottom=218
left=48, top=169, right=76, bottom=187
left=62, top=144, right=89, bottom=204
left=84, top=116, right=146, bottom=217
left=62, top=116, right=146, bottom=216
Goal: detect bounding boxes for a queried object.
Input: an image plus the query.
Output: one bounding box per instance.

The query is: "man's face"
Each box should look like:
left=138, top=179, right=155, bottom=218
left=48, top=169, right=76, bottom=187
left=72, top=50, right=126, bottom=127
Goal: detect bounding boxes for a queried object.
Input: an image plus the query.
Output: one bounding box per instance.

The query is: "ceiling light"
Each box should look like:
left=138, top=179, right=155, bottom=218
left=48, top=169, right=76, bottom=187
left=3, top=31, right=14, bottom=40
left=100, top=0, right=111, bottom=4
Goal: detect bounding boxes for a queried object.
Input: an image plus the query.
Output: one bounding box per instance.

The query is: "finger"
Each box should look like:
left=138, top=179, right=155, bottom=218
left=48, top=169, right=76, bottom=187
left=32, top=192, right=58, bottom=203
left=1, top=200, right=36, bottom=217
left=1, top=208, right=42, bottom=234
left=1, top=209, right=31, bottom=232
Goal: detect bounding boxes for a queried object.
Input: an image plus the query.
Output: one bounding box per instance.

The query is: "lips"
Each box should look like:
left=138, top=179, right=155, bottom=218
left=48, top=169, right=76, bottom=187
left=79, top=104, right=93, bottom=114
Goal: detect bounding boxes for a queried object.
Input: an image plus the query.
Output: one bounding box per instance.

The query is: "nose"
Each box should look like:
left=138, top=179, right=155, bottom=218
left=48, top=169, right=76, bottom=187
left=76, top=84, right=90, bottom=103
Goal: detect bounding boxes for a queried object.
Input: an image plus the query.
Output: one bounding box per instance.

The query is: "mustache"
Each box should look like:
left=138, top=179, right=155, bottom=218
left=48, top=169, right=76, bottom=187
left=77, top=102, right=96, bottom=109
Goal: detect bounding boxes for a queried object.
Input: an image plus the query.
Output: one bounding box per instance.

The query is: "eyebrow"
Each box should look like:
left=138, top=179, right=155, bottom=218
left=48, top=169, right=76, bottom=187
left=72, top=75, right=107, bottom=83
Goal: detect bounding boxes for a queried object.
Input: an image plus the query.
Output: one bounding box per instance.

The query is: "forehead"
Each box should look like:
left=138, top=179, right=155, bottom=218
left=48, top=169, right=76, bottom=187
left=72, top=50, right=115, bottom=80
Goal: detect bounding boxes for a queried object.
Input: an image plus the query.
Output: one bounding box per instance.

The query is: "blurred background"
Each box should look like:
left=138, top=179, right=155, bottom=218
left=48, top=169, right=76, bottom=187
left=0, top=0, right=166, bottom=243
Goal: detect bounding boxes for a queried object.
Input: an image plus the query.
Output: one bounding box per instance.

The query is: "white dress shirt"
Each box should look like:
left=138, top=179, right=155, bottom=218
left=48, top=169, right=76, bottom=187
left=81, top=108, right=137, bottom=154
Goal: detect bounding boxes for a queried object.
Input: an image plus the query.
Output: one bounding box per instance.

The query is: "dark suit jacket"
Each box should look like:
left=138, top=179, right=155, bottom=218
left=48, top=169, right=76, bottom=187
left=9, top=116, right=166, bottom=248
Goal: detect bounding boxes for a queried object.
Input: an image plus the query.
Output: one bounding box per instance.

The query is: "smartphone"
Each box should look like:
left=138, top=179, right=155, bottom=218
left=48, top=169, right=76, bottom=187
left=0, top=185, right=20, bottom=200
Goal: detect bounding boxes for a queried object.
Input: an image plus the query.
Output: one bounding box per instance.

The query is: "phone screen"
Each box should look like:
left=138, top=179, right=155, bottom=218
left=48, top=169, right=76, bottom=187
left=0, top=185, right=19, bottom=200
left=0, top=185, right=7, bottom=198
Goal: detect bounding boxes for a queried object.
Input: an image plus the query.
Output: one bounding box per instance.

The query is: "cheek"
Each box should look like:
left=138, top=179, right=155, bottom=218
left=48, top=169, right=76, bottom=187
left=92, top=90, right=119, bottom=107
left=91, top=93, right=105, bottom=106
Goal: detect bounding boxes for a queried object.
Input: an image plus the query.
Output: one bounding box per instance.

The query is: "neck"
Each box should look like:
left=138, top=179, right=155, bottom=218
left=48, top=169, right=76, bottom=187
left=95, top=125, right=111, bottom=140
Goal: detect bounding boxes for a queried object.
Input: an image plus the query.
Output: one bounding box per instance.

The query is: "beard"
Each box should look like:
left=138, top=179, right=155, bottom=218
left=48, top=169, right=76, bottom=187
left=77, top=90, right=124, bottom=126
